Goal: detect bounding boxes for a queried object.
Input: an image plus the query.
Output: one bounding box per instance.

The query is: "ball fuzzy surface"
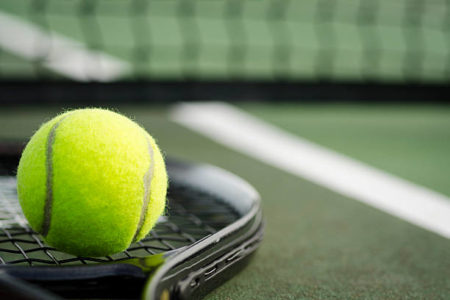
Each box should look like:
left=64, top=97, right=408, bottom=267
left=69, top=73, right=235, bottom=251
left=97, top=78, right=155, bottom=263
left=16, top=108, right=167, bottom=257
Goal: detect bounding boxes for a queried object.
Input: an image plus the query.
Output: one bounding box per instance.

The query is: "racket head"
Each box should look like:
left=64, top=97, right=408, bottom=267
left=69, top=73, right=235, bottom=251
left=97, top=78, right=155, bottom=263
left=0, top=153, right=263, bottom=299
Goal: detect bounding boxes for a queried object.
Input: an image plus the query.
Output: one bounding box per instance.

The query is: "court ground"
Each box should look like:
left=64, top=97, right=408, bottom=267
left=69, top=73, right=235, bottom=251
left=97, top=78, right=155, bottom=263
left=1, top=103, right=449, bottom=299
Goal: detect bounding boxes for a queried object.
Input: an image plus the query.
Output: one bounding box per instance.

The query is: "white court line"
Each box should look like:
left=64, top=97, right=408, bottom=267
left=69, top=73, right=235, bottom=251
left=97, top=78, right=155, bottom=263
left=0, top=11, right=129, bottom=81
left=171, top=102, right=450, bottom=239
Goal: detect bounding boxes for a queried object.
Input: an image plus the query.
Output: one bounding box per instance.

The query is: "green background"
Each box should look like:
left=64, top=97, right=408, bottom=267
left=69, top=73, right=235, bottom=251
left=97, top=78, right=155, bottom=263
left=1, top=0, right=449, bottom=298
left=1, top=0, right=449, bottom=82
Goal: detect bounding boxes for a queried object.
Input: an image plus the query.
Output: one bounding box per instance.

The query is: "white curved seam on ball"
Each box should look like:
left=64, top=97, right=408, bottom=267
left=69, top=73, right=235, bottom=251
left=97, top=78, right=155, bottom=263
left=133, top=137, right=155, bottom=242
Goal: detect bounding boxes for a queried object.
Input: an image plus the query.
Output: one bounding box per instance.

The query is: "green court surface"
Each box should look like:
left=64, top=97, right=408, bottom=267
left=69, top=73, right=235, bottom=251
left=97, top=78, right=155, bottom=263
left=240, top=103, right=450, bottom=198
left=1, top=104, right=449, bottom=299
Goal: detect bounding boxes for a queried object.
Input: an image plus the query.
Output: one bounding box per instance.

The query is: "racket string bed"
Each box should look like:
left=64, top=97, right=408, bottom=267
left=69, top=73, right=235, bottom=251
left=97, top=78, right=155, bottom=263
left=0, top=177, right=241, bottom=267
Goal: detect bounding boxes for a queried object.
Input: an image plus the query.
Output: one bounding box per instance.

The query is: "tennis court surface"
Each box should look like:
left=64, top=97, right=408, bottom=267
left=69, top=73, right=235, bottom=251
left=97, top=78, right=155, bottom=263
left=0, top=1, right=449, bottom=299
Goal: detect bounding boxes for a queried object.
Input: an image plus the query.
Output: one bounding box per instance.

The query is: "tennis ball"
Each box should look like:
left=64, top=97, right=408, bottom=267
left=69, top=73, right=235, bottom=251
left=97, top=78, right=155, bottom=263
left=16, top=108, right=167, bottom=257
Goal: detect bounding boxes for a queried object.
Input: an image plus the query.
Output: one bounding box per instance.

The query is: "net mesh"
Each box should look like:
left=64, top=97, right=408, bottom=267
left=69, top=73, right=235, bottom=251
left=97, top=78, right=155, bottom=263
left=0, top=0, right=449, bottom=83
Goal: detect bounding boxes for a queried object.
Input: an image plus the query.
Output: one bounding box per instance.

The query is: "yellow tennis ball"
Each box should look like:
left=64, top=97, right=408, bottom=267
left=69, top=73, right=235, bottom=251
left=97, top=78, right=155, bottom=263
left=16, top=108, right=167, bottom=257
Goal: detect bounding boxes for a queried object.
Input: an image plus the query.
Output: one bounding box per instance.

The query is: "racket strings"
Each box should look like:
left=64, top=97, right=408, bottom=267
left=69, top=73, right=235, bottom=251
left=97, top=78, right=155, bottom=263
left=0, top=176, right=241, bottom=266
left=168, top=185, right=241, bottom=229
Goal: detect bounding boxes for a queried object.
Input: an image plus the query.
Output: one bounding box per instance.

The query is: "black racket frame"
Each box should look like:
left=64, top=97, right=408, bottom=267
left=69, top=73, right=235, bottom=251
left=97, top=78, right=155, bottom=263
left=0, top=156, right=263, bottom=300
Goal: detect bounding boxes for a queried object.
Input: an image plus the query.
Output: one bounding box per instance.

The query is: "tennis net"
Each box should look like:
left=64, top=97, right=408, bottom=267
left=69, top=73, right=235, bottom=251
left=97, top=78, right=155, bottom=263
left=0, top=0, right=448, bottom=83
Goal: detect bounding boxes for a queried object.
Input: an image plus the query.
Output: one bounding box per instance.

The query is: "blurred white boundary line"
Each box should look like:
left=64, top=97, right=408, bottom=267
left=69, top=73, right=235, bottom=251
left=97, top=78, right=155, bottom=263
left=171, top=102, right=450, bottom=239
left=0, top=11, right=129, bottom=81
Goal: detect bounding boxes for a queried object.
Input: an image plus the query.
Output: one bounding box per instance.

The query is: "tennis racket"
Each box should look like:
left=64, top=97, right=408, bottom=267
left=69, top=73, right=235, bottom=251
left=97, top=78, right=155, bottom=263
left=0, top=148, right=263, bottom=300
